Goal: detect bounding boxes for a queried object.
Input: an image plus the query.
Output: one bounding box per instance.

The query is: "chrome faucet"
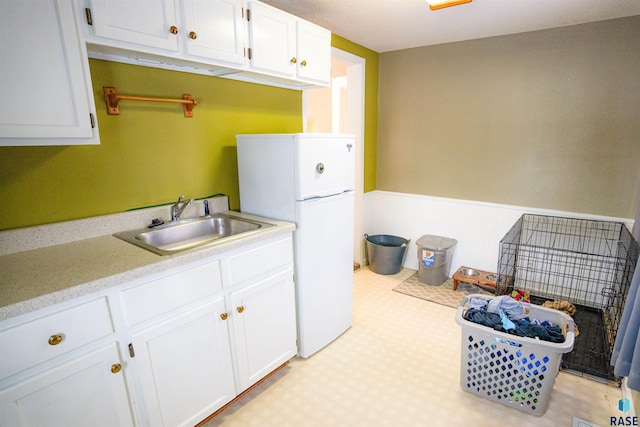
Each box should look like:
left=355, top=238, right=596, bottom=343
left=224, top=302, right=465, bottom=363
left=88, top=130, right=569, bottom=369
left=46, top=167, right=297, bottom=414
left=170, top=195, right=194, bottom=221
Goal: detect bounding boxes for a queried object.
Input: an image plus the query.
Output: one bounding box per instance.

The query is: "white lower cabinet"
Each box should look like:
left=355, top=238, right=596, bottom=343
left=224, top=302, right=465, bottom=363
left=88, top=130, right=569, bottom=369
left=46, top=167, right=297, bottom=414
left=0, top=297, right=114, bottom=381
left=128, top=235, right=296, bottom=426
left=0, top=343, right=134, bottom=427
left=131, top=298, right=235, bottom=427
left=0, top=233, right=296, bottom=427
left=230, top=270, right=296, bottom=391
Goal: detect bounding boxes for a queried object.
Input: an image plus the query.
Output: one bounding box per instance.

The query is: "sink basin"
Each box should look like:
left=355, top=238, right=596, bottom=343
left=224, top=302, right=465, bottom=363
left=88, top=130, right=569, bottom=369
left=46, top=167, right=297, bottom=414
left=114, top=213, right=274, bottom=255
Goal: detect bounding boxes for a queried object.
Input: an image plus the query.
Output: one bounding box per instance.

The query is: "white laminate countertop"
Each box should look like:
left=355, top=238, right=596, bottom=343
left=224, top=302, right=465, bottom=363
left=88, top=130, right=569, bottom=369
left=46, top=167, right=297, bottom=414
left=0, top=197, right=295, bottom=321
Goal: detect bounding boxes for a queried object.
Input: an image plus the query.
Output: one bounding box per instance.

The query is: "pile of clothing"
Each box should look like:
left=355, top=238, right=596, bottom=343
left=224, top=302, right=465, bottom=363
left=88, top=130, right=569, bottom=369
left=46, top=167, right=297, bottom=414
left=463, top=295, right=566, bottom=343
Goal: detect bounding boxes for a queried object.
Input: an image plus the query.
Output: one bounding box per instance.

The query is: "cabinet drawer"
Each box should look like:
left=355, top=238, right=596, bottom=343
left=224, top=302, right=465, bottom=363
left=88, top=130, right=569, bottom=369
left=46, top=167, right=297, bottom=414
left=228, top=236, right=293, bottom=286
left=120, top=260, right=222, bottom=326
left=0, top=297, right=114, bottom=381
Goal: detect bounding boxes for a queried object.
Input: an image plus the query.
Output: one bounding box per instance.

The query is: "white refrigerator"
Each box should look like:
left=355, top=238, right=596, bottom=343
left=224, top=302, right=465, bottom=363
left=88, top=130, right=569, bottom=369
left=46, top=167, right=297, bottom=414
left=236, top=133, right=355, bottom=358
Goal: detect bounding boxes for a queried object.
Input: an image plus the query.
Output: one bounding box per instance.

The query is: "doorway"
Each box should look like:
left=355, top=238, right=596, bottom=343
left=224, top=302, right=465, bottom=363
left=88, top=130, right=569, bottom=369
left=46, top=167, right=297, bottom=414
left=303, top=48, right=366, bottom=268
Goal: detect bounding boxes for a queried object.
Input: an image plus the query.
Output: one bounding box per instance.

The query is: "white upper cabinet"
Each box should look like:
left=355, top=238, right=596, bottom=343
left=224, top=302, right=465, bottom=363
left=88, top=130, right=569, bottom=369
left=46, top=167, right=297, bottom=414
left=79, top=0, right=331, bottom=89
left=296, top=20, right=332, bottom=85
left=247, top=1, right=331, bottom=86
left=247, top=1, right=296, bottom=78
left=182, top=0, right=245, bottom=65
left=88, top=0, right=180, bottom=51
left=0, top=0, right=99, bottom=146
left=83, top=0, right=246, bottom=68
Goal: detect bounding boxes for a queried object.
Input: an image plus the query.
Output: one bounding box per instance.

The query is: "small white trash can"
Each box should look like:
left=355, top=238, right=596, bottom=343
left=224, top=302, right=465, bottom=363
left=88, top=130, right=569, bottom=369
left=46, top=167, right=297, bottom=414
left=416, top=235, right=457, bottom=285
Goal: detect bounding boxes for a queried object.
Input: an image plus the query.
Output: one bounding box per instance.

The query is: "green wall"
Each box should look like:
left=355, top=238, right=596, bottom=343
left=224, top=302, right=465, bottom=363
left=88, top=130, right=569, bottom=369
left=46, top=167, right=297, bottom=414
left=0, top=61, right=303, bottom=230
left=332, top=35, right=379, bottom=193
left=0, top=36, right=379, bottom=231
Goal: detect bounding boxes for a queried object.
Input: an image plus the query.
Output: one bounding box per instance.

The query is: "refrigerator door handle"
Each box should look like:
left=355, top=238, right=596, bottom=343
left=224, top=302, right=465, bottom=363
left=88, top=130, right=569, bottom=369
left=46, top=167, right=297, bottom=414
left=299, top=190, right=353, bottom=203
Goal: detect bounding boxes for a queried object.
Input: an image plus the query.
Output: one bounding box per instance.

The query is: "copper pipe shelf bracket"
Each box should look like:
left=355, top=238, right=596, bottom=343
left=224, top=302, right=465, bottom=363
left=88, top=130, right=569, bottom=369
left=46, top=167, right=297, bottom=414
left=104, top=86, right=198, bottom=118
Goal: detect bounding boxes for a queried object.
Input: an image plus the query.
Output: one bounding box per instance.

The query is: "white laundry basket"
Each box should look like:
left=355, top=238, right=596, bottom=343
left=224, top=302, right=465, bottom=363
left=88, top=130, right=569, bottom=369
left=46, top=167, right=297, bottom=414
left=455, top=294, right=575, bottom=416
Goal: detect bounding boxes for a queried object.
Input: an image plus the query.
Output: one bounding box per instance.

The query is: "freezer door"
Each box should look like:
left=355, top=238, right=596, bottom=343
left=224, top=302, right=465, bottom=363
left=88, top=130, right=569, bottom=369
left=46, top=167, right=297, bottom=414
left=294, top=192, right=354, bottom=358
left=237, top=135, right=296, bottom=221
left=295, top=134, right=355, bottom=201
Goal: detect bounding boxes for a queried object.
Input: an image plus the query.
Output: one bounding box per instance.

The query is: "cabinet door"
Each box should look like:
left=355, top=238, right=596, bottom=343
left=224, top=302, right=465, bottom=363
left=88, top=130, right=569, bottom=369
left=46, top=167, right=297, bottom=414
left=88, top=0, right=179, bottom=51
left=247, top=1, right=296, bottom=78
left=0, top=343, right=134, bottom=427
left=131, top=299, right=235, bottom=427
left=182, top=0, right=246, bottom=66
left=296, top=20, right=331, bottom=85
left=0, top=0, right=97, bottom=145
left=230, top=270, right=297, bottom=391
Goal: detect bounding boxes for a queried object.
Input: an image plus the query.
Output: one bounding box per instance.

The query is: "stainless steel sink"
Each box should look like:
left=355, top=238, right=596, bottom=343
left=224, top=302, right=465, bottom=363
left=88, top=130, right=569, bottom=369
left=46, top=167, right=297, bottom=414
left=114, top=213, right=274, bottom=255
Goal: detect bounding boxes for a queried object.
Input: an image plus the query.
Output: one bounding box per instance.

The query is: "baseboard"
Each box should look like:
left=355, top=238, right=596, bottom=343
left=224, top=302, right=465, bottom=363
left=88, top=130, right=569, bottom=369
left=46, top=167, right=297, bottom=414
left=622, top=378, right=638, bottom=417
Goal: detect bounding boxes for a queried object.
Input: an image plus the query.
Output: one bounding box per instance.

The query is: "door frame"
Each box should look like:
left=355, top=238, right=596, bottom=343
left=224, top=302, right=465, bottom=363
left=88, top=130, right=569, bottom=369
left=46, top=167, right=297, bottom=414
left=302, top=47, right=366, bottom=267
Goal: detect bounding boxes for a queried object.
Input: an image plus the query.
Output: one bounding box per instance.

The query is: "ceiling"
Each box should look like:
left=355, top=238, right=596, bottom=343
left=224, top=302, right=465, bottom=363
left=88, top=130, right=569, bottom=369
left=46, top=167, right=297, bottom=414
left=260, top=0, right=640, bottom=53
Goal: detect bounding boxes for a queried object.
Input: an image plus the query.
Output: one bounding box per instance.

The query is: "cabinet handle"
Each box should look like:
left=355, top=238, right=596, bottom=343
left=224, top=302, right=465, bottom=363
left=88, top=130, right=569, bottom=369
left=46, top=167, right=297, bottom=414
left=169, top=25, right=178, bottom=35
left=111, top=363, right=122, bottom=374
left=290, top=57, right=297, bottom=64
left=301, top=60, right=307, bottom=67
left=236, top=306, right=245, bottom=314
left=189, top=31, right=197, bottom=40
left=48, top=334, right=63, bottom=346
left=220, top=312, right=228, bottom=320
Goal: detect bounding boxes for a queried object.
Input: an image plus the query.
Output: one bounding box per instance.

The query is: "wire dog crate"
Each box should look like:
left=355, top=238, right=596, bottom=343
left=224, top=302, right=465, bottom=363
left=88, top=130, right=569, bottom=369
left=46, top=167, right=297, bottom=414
left=496, top=214, right=639, bottom=383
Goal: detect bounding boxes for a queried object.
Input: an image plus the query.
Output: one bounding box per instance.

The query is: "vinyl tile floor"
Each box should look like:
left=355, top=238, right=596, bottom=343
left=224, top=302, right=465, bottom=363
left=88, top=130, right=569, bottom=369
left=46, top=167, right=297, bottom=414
left=202, top=267, right=622, bottom=427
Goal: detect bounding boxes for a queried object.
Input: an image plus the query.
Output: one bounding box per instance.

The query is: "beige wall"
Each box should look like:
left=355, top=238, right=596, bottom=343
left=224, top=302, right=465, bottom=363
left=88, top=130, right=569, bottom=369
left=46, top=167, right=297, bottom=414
left=378, top=16, right=640, bottom=219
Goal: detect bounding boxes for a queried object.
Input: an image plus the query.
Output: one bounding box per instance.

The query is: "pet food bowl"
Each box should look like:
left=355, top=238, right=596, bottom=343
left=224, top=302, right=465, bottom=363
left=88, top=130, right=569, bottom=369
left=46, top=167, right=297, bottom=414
left=458, top=267, right=481, bottom=277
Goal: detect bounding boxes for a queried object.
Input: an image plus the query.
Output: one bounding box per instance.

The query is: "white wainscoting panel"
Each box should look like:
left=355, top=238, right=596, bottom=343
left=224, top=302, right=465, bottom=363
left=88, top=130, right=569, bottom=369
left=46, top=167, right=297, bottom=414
left=362, top=191, right=634, bottom=277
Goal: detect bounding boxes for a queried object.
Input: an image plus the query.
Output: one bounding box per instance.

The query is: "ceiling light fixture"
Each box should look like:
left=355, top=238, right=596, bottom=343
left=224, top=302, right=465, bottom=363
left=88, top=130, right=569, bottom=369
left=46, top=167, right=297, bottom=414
left=426, top=0, right=472, bottom=10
